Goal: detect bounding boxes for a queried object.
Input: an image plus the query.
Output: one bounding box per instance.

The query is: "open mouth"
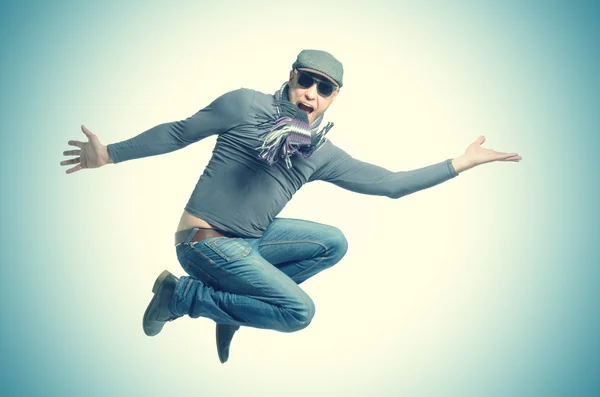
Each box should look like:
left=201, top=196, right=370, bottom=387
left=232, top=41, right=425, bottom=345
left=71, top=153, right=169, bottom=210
left=297, top=102, right=314, bottom=115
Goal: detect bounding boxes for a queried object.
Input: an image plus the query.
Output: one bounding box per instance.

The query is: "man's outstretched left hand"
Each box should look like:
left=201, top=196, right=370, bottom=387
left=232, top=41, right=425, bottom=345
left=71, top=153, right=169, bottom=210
left=452, top=135, right=522, bottom=174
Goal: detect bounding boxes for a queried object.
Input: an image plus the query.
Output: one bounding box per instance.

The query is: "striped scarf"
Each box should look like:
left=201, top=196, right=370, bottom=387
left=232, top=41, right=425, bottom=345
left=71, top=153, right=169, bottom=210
left=255, top=83, right=334, bottom=169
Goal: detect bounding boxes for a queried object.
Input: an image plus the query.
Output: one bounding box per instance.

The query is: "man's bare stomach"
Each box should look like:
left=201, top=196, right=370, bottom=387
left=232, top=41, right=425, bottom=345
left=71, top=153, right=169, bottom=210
left=176, top=210, right=215, bottom=232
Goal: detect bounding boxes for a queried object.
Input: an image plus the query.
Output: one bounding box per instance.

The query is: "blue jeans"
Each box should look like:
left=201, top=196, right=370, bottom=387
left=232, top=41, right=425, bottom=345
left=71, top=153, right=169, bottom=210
left=169, top=218, right=348, bottom=332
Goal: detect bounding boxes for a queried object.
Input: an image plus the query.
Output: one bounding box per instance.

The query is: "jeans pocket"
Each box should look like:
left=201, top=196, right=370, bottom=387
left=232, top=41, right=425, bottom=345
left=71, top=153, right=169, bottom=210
left=204, top=237, right=252, bottom=262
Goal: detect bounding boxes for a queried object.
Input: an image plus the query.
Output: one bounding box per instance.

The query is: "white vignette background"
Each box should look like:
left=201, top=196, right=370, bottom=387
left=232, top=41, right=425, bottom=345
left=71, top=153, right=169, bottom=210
left=1, top=1, right=598, bottom=396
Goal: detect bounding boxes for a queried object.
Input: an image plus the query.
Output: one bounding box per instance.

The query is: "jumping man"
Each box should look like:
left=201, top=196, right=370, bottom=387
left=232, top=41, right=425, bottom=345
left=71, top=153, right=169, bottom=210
left=60, top=49, right=522, bottom=363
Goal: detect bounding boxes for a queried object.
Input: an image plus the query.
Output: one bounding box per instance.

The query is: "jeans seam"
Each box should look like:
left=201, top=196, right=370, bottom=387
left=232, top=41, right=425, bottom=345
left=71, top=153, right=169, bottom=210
left=188, top=245, right=283, bottom=300
left=290, top=252, right=327, bottom=280
left=176, top=245, right=193, bottom=260
left=223, top=266, right=292, bottom=310
left=194, top=252, right=308, bottom=313
left=258, top=240, right=329, bottom=281
left=258, top=240, right=327, bottom=249
left=183, top=277, right=193, bottom=297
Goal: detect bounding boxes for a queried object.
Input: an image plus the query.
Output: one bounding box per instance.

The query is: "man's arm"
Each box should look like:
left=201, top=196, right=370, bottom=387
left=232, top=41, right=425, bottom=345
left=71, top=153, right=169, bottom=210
left=60, top=88, right=255, bottom=174
left=311, top=142, right=458, bottom=199
left=107, top=88, right=254, bottom=163
left=311, top=136, right=521, bottom=198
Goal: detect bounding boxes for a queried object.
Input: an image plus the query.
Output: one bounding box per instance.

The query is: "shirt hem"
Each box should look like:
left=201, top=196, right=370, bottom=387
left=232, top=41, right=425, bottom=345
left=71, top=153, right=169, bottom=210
left=183, top=206, right=264, bottom=238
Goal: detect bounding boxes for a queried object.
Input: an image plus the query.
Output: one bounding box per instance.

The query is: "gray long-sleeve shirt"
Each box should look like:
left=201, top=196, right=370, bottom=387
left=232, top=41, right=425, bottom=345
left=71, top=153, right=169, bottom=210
left=107, top=86, right=458, bottom=237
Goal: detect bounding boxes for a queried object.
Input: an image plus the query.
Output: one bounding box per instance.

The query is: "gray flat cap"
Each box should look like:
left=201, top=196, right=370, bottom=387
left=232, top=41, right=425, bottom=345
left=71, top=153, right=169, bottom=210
left=292, top=49, right=344, bottom=88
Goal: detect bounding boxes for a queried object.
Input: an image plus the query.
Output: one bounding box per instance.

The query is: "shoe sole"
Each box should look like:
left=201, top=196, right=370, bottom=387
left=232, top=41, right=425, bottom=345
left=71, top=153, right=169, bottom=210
left=216, top=324, right=240, bottom=364
left=143, top=270, right=173, bottom=337
left=152, top=270, right=172, bottom=293
left=216, top=325, right=226, bottom=363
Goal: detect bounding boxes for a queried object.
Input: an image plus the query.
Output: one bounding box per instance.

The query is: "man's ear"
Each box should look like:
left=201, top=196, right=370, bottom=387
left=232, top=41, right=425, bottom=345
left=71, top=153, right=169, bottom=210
left=288, top=70, right=294, bottom=83
left=330, top=88, right=340, bottom=104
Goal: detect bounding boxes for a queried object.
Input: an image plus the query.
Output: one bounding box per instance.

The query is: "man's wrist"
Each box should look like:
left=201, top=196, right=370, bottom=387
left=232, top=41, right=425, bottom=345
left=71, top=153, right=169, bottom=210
left=103, top=145, right=114, bottom=164
left=451, top=154, right=474, bottom=174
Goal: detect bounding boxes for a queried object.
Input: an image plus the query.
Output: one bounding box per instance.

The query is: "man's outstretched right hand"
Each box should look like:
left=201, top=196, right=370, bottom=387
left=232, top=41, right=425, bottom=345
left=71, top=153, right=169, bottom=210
left=61, top=125, right=113, bottom=174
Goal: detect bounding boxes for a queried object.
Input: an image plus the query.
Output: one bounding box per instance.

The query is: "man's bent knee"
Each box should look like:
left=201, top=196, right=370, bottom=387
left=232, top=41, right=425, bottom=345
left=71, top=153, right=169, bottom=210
left=282, top=297, right=315, bottom=332
left=326, top=226, right=349, bottom=264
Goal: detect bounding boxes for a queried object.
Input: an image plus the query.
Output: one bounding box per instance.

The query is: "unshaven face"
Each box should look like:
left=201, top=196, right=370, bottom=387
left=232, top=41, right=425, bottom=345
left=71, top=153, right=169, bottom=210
left=287, top=68, right=340, bottom=124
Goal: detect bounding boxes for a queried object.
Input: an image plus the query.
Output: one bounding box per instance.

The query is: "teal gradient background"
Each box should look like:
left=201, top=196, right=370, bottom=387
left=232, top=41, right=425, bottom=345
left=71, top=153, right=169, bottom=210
left=1, top=1, right=598, bottom=396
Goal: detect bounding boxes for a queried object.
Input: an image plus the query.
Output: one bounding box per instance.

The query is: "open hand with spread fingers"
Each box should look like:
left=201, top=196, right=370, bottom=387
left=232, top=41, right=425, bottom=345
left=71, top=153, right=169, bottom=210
left=61, top=125, right=112, bottom=174
left=452, top=135, right=522, bottom=174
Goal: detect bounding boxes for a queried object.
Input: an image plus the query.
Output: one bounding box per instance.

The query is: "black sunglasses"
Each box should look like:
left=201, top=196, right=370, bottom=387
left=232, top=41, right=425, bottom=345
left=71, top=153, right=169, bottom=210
left=294, top=69, right=338, bottom=97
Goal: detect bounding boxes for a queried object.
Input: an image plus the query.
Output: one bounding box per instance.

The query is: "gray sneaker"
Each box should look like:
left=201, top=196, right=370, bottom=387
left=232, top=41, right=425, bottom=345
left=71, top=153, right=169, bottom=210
left=143, top=270, right=179, bottom=336
left=216, top=323, right=240, bottom=363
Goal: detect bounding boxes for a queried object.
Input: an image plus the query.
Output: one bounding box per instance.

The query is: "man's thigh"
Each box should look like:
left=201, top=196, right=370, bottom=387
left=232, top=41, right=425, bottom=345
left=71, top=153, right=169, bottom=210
left=257, top=218, right=348, bottom=269
left=181, top=236, right=309, bottom=305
